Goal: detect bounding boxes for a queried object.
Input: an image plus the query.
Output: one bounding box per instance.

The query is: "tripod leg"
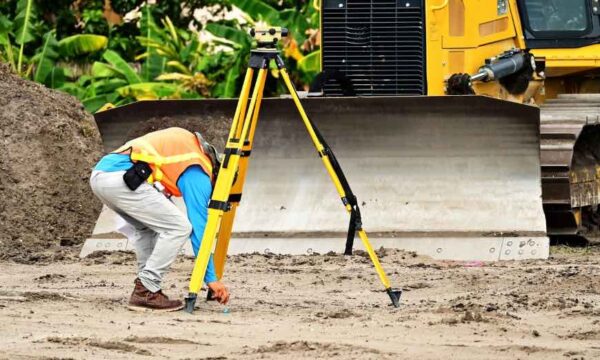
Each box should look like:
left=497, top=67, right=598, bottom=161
left=185, top=68, right=268, bottom=313
left=213, top=68, right=267, bottom=280
left=278, top=68, right=401, bottom=307
left=225, top=69, right=254, bottom=141
left=207, top=69, right=255, bottom=300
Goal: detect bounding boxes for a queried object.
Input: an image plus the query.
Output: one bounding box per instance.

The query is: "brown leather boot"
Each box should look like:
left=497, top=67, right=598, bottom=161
left=128, top=278, right=184, bottom=312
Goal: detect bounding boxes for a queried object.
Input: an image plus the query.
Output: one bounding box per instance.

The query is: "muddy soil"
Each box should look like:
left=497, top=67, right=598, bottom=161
left=1, top=247, right=599, bottom=359
left=0, top=64, right=103, bottom=261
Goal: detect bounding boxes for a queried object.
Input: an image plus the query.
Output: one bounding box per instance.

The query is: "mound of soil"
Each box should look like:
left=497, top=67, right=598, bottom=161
left=0, top=64, right=103, bottom=261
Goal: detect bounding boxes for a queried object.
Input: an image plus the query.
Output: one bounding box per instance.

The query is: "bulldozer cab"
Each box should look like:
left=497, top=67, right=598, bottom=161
left=518, top=0, right=600, bottom=48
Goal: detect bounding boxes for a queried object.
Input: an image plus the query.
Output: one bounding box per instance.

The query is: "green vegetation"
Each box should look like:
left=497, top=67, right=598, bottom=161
left=0, top=0, right=321, bottom=112
left=0, top=0, right=108, bottom=88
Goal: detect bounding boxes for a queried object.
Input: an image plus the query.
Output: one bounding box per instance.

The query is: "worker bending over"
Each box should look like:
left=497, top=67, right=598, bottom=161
left=90, top=127, right=229, bottom=312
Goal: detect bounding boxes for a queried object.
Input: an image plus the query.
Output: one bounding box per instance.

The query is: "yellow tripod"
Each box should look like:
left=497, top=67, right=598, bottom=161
left=184, top=27, right=402, bottom=314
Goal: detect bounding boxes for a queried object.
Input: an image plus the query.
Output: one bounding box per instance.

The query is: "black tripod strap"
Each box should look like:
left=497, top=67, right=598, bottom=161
left=313, top=120, right=363, bottom=256
left=278, top=60, right=363, bottom=255
left=345, top=207, right=357, bottom=255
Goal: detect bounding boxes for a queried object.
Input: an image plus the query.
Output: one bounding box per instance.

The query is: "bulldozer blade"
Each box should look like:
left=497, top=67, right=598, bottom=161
left=92, top=96, right=548, bottom=261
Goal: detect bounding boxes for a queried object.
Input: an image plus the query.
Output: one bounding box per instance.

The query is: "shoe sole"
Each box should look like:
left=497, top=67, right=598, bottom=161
left=127, top=304, right=185, bottom=313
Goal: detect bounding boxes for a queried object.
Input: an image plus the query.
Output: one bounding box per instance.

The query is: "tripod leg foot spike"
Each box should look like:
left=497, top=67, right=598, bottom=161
left=386, top=288, right=403, bottom=308
left=184, top=293, right=197, bottom=314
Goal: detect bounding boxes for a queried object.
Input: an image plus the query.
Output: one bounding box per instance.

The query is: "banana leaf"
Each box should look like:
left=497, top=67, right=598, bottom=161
left=155, top=73, right=191, bottom=81
left=230, top=0, right=280, bottom=24
left=205, top=23, right=251, bottom=49
left=176, top=28, right=192, bottom=46
left=58, top=34, right=108, bottom=58
left=280, top=9, right=311, bottom=43
left=305, top=0, right=320, bottom=27
left=20, top=60, right=34, bottom=78
left=0, top=15, right=15, bottom=70
left=77, top=74, right=93, bottom=87
left=91, top=61, right=122, bottom=78
left=102, top=50, right=141, bottom=84
left=166, top=60, right=191, bottom=75
left=196, top=51, right=229, bottom=75
left=298, top=49, right=320, bottom=74
left=180, top=37, right=200, bottom=64
left=47, top=67, right=65, bottom=89
left=140, top=5, right=163, bottom=38
left=222, top=59, right=243, bottom=98
left=14, top=0, right=36, bottom=45
left=113, top=98, right=131, bottom=107
left=83, top=78, right=97, bottom=99
left=14, top=0, right=37, bottom=72
left=33, top=32, right=59, bottom=84
left=137, top=37, right=179, bottom=59
left=162, top=17, right=180, bottom=49
left=82, top=93, right=119, bottom=114
left=116, top=82, right=179, bottom=100
left=140, top=4, right=165, bottom=81
left=59, top=82, right=85, bottom=99
left=142, top=51, right=166, bottom=81
left=91, top=78, right=128, bottom=94
left=0, top=14, right=12, bottom=46
left=180, top=91, right=202, bottom=100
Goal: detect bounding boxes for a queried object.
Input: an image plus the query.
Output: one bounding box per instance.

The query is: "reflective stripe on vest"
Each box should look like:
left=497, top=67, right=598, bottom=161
left=114, top=128, right=214, bottom=196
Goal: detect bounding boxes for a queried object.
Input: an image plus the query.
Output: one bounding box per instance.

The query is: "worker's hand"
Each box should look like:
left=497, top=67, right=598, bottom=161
left=208, top=281, right=229, bottom=304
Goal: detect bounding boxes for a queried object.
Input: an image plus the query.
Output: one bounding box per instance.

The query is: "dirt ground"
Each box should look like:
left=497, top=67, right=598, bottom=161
left=0, top=246, right=599, bottom=360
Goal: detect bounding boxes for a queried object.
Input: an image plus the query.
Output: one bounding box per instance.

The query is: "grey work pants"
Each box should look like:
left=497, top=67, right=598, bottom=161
left=90, top=171, right=191, bottom=292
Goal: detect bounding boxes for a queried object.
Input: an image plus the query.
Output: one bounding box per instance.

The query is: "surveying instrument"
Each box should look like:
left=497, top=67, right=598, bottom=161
left=184, top=27, right=402, bottom=313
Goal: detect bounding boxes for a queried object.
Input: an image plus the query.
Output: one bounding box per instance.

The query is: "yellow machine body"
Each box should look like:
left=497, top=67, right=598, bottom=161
left=423, top=0, right=600, bottom=99
left=425, top=0, right=600, bottom=239
left=316, top=0, right=600, bottom=239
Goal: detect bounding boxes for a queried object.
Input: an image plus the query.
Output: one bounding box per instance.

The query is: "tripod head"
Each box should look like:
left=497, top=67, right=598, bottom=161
left=249, top=27, right=289, bottom=49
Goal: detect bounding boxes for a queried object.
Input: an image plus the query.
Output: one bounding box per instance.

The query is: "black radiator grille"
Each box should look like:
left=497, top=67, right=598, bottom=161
left=321, top=0, right=426, bottom=96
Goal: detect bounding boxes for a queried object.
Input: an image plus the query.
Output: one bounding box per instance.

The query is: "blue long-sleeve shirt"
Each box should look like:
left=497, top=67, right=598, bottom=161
left=95, top=154, right=217, bottom=283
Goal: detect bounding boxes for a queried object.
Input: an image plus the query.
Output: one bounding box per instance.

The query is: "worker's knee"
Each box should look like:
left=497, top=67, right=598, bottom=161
left=172, top=218, right=192, bottom=240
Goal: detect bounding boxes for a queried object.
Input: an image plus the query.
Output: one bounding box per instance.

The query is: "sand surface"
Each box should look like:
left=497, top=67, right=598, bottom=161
left=1, top=247, right=599, bottom=359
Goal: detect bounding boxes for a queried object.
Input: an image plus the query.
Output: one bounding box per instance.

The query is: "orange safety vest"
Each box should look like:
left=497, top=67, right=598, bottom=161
left=114, top=127, right=214, bottom=197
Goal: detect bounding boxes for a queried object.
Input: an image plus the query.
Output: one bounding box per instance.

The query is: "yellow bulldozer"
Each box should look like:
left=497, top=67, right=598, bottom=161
left=311, top=0, right=600, bottom=241
left=93, top=0, right=600, bottom=261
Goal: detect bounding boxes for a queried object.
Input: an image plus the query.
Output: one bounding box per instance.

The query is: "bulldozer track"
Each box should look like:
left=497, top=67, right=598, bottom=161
left=541, top=94, right=600, bottom=240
